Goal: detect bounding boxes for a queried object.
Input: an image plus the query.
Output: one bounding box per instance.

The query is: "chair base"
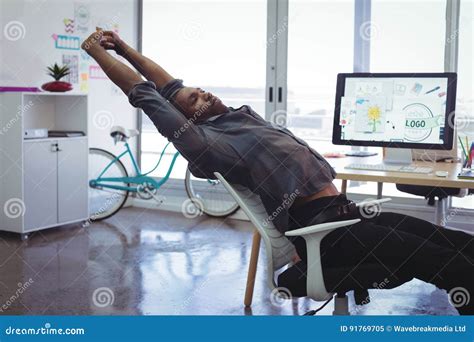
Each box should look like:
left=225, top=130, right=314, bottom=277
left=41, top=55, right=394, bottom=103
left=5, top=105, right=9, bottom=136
left=302, top=294, right=350, bottom=316
left=333, top=294, right=350, bottom=315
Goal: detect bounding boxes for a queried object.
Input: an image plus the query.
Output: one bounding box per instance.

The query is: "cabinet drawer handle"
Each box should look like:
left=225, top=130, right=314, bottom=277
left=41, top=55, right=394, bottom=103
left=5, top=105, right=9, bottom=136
left=51, top=143, right=61, bottom=152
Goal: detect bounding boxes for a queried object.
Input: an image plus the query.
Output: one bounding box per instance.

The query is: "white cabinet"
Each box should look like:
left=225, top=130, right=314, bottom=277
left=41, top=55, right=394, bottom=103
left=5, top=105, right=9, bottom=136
left=23, top=138, right=88, bottom=231
left=24, top=140, right=58, bottom=230
left=0, top=92, right=89, bottom=236
left=57, top=138, right=89, bottom=223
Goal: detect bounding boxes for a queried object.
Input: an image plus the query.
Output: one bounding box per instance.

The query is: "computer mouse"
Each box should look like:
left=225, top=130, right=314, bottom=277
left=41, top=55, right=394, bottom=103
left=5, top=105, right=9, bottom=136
left=435, top=171, right=449, bottom=177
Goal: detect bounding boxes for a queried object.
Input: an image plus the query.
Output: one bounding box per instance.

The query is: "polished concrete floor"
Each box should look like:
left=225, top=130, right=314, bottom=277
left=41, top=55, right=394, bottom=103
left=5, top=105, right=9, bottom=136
left=0, top=207, right=459, bottom=315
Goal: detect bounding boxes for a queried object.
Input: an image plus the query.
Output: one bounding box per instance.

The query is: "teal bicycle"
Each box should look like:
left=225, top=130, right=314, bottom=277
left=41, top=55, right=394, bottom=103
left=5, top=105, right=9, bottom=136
left=88, top=126, right=239, bottom=221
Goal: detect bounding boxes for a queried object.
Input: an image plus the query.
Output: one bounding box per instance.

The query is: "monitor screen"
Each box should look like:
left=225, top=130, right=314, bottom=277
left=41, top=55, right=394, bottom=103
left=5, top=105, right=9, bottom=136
left=332, top=73, right=457, bottom=150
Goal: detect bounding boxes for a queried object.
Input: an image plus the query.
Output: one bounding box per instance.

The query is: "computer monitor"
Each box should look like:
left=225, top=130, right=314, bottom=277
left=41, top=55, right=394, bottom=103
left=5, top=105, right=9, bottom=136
left=332, top=73, right=457, bottom=154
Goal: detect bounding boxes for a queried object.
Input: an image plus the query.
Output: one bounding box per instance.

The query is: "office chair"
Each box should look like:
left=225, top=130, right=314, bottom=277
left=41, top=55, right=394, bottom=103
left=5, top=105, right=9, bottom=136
left=395, top=184, right=467, bottom=226
left=214, top=172, right=395, bottom=315
left=396, top=144, right=468, bottom=226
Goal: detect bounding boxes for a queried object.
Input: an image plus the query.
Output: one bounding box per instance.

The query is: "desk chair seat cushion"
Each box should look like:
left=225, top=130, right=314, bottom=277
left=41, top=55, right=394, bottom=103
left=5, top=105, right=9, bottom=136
left=110, top=125, right=139, bottom=139
left=396, top=184, right=462, bottom=204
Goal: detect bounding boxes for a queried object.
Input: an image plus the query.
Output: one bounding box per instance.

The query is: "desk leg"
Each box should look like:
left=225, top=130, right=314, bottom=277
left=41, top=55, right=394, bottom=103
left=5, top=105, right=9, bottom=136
left=377, top=182, right=383, bottom=199
left=341, top=180, right=347, bottom=194
left=244, top=230, right=261, bottom=307
left=435, top=198, right=447, bottom=226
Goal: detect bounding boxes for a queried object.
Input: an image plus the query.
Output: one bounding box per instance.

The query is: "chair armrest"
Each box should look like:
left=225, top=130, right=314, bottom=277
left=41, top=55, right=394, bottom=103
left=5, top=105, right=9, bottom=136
left=285, top=219, right=361, bottom=237
left=356, top=198, right=392, bottom=207
left=284, top=218, right=360, bottom=301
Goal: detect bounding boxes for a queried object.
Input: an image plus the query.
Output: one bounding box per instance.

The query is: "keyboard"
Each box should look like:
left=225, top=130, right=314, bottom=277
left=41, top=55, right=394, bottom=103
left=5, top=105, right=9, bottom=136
left=345, top=163, right=433, bottom=174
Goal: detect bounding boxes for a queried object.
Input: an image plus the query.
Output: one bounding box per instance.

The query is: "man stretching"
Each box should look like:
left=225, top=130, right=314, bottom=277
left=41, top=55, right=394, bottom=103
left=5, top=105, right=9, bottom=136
left=82, top=29, right=473, bottom=315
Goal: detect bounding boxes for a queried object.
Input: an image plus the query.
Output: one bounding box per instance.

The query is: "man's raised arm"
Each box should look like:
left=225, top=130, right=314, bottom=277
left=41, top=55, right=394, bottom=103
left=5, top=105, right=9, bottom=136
left=81, top=30, right=208, bottom=157
left=81, top=30, right=142, bottom=95
left=99, top=31, right=174, bottom=88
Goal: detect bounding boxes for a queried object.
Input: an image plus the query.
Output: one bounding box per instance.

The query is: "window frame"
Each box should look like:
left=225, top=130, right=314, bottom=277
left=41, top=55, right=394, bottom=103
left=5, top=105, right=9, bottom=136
left=137, top=0, right=469, bottom=213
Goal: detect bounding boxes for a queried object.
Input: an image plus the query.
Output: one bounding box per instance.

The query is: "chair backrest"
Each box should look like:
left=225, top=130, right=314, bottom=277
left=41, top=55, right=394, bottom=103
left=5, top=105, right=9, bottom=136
left=214, top=172, right=296, bottom=290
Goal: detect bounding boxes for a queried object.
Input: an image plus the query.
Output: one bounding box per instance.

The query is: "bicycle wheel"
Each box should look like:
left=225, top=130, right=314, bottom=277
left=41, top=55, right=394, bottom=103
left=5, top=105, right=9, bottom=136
left=184, top=167, right=239, bottom=217
left=88, top=148, right=129, bottom=221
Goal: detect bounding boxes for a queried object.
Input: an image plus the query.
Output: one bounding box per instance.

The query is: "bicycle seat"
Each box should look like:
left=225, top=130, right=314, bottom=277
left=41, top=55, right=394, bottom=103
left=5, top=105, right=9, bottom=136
left=110, top=125, right=139, bottom=140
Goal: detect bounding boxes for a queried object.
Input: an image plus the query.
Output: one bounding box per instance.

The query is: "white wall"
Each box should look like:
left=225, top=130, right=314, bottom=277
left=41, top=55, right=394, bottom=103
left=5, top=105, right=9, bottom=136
left=0, top=0, right=139, bottom=164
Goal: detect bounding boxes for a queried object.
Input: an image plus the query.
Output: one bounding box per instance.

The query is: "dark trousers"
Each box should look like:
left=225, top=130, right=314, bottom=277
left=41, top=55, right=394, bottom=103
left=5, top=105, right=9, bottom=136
left=285, top=195, right=474, bottom=315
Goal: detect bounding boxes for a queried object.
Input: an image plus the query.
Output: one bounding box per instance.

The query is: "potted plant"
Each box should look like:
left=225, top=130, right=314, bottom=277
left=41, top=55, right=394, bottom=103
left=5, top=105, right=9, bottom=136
left=41, top=63, right=73, bottom=92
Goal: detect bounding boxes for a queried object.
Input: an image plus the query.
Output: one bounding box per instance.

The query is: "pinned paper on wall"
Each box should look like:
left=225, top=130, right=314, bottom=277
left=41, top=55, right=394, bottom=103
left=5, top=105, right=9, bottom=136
left=80, top=60, right=89, bottom=72
left=52, top=34, right=80, bottom=50
left=97, top=19, right=121, bottom=34
left=74, top=2, right=90, bottom=33
left=80, top=72, right=89, bottom=92
left=63, top=18, right=75, bottom=33
left=62, top=54, right=79, bottom=84
left=80, top=50, right=91, bottom=61
left=89, top=65, right=107, bottom=79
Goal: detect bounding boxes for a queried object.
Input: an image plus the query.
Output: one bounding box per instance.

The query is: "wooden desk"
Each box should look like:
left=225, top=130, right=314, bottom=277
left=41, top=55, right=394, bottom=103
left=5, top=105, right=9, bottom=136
left=327, top=156, right=474, bottom=191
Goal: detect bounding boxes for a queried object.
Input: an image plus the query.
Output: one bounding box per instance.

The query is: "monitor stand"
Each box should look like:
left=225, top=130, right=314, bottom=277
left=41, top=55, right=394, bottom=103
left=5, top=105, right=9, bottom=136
left=383, top=148, right=413, bottom=165
left=345, top=150, right=378, bottom=157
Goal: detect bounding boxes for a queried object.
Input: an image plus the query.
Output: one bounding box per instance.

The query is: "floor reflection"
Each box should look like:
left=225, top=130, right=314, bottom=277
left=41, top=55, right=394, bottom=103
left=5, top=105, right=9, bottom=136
left=0, top=207, right=458, bottom=316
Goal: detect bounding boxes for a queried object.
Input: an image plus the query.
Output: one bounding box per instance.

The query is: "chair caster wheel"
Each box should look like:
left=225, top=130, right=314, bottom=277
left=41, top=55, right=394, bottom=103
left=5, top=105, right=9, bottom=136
left=20, top=233, right=29, bottom=241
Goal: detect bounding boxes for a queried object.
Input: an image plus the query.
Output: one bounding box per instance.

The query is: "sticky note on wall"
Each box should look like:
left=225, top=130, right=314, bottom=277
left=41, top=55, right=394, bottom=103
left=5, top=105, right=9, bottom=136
left=53, top=34, right=80, bottom=50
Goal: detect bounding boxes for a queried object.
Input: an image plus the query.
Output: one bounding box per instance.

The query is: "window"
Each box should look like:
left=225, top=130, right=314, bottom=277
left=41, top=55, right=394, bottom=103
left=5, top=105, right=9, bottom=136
left=141, top=0, right=267, bottom=179
left=370, top=0, right=446, bottom=72
left=286, top=0, right=354, bottom=153
left=140, top=1, right=472, bottom=210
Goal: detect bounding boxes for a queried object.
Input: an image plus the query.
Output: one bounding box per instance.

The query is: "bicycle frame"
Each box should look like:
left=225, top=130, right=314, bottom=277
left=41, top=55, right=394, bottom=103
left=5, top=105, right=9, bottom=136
left=90, top=142, right=180, bottom=193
